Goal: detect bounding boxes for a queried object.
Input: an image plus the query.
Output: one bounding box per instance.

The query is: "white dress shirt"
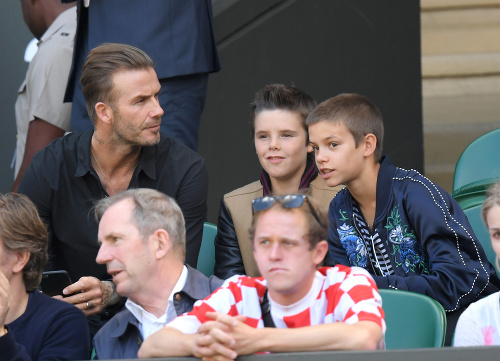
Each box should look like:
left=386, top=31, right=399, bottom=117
left=125, top=265, right=188, bottom=339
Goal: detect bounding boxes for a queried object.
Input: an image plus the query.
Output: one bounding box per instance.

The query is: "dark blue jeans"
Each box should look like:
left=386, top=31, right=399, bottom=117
left=157, top=73, right=208, bottom=151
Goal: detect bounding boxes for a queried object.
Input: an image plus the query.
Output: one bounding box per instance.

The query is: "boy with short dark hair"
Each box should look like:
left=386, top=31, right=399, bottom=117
left=214, top=84, right=341, bottom=279
left=307, top=93, right=500, bottom=344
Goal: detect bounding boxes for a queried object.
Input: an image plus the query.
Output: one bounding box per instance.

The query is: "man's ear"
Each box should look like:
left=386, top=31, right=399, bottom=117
left=363, top=133, right=377, bottom=157
left=95, top=102, right=114, bottom=125
left=12, top=251, right=30, bottom=274
left=312, top=240, right=328, bottom=266
left=152, top=229, right=170, bottom=260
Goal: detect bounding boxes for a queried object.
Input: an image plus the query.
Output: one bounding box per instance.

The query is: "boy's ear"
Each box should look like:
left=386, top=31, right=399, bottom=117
left=363, top=133, right=377, bottom=157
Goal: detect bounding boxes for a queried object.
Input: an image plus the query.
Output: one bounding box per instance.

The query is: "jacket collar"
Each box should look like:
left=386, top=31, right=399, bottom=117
left=109, top=309, right=141, bottom=338
left=181, top=265, right=213, bottom=300
left=375, top=155, right=397, bottom=219
left=75, top=130, right=95, bottom=177
left=39, top=7, right=76, bottom=46
left=135, top=140, right=157, bottom=181
left=260, top=154, right=318, bottom=196
left=108, top=264, right=209, bottom=338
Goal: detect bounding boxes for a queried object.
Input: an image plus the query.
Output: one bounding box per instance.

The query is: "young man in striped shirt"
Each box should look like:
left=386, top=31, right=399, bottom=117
left=139, top=195, right=385, bottom=359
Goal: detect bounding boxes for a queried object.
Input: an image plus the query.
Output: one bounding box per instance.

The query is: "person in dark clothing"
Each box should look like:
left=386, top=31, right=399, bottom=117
left=307, top=93, right=500, bottom=345
left=0, top=193, right=89, bottom=361
left=19, top=43, right=208, bottom=339
left=65, top=0, right=221, bottom=150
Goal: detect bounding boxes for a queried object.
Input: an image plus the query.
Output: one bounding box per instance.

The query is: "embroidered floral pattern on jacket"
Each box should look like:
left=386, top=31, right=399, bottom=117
left=385, top=206, right=430, bottom=274
left=337, top=210, right=367, bottom=267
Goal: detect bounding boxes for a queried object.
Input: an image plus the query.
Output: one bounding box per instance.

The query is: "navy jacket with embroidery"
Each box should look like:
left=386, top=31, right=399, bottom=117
left=327, top=156, right=500, bottom=312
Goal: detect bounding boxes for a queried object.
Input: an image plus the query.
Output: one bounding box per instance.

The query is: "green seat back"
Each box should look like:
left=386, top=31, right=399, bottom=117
left=452, top=179, right=495, bottom=210
left=453, top=128, right=500, bottom=192
left=379, top=289, right=446, bottom=349
left=197, top=222, right=217, bottom=277
left=451, top=128, right=500, bottom=277
left=452, top=182, right=499, bottom=277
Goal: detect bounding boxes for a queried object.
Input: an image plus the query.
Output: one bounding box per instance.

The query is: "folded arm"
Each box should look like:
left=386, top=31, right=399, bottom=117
left=138, top=326, right=201, bottom=359
left=200, top=313, right=382, bottom=355
left=139, top=312, right=383, bottom=359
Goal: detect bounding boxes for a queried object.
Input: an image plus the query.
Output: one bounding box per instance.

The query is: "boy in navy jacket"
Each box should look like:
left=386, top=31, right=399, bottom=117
left=307, top=93, right=500, bottom=344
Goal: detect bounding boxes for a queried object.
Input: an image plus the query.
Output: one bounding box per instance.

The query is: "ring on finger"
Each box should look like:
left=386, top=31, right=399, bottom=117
left=86, top=301, right=95, bottom=310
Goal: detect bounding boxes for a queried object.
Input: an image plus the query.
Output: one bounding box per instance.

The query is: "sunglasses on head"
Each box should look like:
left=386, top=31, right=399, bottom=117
left=251, top=194, right=322, bottom=225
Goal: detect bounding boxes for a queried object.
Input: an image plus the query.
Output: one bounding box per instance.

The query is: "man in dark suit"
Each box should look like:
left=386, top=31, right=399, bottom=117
left=64, top=0, right=221, bottom=151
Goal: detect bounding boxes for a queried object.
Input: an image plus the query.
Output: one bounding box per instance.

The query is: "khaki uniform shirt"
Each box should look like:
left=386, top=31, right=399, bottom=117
left=14, top=7, right=76, bottom=177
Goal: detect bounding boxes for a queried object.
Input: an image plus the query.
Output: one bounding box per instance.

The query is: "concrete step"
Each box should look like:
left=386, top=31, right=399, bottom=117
left=423, top=52, right=500, bottom=78
left=423, top=74, right=500, bottom=98
left=422, top=6, right=500, bottom=55
left=422, top=0, right=500, bottom=10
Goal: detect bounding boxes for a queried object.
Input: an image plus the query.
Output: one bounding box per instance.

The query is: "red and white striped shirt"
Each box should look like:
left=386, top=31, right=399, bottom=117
left=167, top=265, right=385, bottom=334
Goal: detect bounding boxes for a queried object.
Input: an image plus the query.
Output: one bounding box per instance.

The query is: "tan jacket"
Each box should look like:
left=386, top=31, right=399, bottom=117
left=224, top=176, right=342, bottom=276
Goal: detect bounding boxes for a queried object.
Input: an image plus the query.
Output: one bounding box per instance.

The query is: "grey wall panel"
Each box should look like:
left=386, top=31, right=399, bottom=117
left=0, top=2, right=32, bottom=192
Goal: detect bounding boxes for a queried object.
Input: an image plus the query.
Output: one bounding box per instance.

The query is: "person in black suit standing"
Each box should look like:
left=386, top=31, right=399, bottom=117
left=64, top=0, right=221, bottom=151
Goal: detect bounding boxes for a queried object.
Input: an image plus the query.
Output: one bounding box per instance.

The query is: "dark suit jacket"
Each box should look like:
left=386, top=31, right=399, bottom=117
left=65, top=0, right=221, bottom=102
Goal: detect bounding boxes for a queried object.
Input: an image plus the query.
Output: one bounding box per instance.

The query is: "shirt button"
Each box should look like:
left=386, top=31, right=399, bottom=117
left=175, top=294, right=182, bottom=302
left=137, top=338, right=142, bottom=346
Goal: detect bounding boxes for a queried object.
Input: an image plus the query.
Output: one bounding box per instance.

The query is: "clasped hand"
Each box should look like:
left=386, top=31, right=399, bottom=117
left=192, top=312, right=259, bottom=361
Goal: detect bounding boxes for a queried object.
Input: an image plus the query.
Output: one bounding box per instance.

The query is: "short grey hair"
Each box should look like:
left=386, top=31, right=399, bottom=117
left=95, top=189, right=186, bottom=260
